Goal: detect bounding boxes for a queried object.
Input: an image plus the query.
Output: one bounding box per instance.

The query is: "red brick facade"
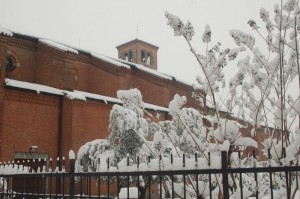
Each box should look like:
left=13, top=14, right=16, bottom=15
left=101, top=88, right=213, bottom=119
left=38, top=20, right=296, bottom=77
left=0, top=33, right=203, bottom=163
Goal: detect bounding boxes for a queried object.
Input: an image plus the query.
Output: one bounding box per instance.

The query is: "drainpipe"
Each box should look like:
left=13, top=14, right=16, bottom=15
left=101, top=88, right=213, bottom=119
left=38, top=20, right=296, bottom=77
left=56, top=95, right=63, bottom=194
left=57, top=95, right=63, bottom=163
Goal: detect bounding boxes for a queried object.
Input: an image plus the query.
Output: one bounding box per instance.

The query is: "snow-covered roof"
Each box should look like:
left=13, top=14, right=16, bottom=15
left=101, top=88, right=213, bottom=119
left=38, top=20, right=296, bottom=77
left=91, top=52, right=130, bottom=69
left=5, top=78, right=64, bottom=96
left=109, top=57, right=173, bottom=80
left=5, top=78, right=169, bottom=113
left=75, top=90, right=169, bottom=112
left=0, top=26, right=13, bottom=37
left=75, top=90, right=121, bottom=104
left=39, top=38, right=79, bottom=54
left=1, top=26, right=194, bottom=90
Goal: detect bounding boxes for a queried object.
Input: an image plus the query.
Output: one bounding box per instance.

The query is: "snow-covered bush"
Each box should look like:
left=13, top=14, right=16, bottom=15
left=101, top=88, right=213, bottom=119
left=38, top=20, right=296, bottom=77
left=76, top=87, right=259, bottom=198
left=75, top=1, right=300, bottom=198
left=165, top=0, right=300, bottom=198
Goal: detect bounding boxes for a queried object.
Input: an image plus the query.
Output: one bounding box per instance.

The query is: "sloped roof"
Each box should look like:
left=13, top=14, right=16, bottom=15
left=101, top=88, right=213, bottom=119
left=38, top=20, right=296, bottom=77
left=116, top=38, right=159, bottom=49
left=5, top=78, right=169, bottom=112
left=0, top=27, right=193, bottom=86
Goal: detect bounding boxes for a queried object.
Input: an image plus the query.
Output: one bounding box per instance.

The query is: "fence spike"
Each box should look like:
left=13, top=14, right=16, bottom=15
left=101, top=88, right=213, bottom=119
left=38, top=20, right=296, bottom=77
left=127, top=155, right=129, bottom=167
left=253, top=150, right=256, bottom=167
left=49, top=158, right=53, bottom=172
left=97, top=157, right=100, bottom=172
left=159, top=154, right=162, bottom=169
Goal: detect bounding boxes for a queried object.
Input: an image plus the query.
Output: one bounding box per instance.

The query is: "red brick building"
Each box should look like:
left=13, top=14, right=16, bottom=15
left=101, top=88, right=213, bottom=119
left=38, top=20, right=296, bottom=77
left=0, top=28, right=202, bottom=164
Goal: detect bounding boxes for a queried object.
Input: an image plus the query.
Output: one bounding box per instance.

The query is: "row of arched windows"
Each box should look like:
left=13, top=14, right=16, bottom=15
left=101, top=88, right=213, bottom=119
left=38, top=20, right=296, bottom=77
left=123, top=50, right=152, bottom=66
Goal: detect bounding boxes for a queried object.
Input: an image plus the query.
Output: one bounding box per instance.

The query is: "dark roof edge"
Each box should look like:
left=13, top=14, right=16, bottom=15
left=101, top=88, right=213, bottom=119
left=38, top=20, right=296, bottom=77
left=116, top=39, right=159, bottom=49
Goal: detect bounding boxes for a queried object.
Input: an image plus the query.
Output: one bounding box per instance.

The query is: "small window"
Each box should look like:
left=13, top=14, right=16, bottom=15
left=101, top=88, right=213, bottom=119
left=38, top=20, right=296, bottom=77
left=6, top=57, right=16, bottom=76
left=128, top=50, right=133, bottom=61
left=146, top=53, right=151, bottom=65
left=124, top=51, right=133, bottom=62
left=141, top=51, right=145, bottom=63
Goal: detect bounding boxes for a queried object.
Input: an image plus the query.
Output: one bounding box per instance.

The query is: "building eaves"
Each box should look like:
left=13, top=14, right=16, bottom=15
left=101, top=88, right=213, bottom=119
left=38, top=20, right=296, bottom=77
left=116, top=39, right=159, bottom=50
left=5, top=78, right=169, bottom=113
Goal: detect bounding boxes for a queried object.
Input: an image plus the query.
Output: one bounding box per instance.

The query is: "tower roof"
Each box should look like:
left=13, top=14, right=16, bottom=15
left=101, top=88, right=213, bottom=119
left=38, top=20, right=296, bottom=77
left=116, top=39, right=159, bottom=50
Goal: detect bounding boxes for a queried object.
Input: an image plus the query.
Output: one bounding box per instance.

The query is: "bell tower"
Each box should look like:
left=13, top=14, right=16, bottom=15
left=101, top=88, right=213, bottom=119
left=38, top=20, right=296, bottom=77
left=116, top=39, right=159, bottom=70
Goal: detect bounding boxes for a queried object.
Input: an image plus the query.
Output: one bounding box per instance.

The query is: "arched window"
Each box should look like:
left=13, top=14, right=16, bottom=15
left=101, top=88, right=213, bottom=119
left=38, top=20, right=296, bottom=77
left=128, top=50, right=133, bottom=61
left=146, top=53, right=151, bottom=65
left=5, top=50, right=20, bottom=77
left=6, top=57, right=16, bottom=77
left=141, top=50, right=145, bottom=63
left=124, top=51, right=133, bottom=62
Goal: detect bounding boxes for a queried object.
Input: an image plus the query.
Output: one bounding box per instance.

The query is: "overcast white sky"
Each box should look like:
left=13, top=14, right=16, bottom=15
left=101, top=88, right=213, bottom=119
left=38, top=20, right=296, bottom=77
left=0, top=0, right=281, bottom=85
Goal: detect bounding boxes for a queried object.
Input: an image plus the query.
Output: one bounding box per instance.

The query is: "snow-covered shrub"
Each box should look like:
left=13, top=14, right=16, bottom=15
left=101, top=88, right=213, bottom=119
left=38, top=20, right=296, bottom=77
left=165, top=1, right=300, bottom=197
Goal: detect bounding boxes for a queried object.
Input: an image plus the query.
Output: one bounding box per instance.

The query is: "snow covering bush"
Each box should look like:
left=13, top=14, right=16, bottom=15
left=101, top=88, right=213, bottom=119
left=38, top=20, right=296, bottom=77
left=76, top=88, right=259, bottom=198
left=75, top=1, right=300, bottom=198
left=164, top=1, right=300, bottom=197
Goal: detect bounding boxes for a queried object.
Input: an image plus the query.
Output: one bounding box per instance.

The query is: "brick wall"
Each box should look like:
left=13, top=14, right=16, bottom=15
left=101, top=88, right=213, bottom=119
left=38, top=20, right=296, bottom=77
left=117, top=40, right=158, bottom=70
left=0, top=90, right=59, bottom=161
left=0, top=34, right=205, bottom=163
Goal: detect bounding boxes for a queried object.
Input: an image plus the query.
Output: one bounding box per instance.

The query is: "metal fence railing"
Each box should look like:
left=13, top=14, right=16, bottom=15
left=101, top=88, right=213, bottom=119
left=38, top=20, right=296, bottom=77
left=1, top=151, right=300, bottom=199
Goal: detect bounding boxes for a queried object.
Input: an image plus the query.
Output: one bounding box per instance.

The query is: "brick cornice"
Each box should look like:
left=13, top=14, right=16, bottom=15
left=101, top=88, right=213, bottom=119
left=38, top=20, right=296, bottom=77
left=91, top=58, right=127, bottom=77
left=0, top=36, right=36, bottom=51
left=4, top=91, right=59, bottom=106
left=0, top=37, right=8, bottom=45
left=37, top=43, right=77, bottom=63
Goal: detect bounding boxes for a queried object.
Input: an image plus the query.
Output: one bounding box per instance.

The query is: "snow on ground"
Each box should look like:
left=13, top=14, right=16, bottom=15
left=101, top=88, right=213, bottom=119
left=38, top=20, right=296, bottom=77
left=248, top=190, right=300, bottom=199
left=117, top=187, right=139, bottom=199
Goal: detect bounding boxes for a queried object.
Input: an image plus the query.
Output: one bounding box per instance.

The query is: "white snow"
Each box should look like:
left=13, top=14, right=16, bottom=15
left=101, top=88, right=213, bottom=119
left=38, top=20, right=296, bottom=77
left=230, top=29, right=255, bottom=49
left=168, top=94, right=187, bottom=115
left=220, top=140, right=231, bottom=152
left=39, top=38, right=78, bottom=54
left=118, top=187, right=138, bottom=199
left=63, top=91, right=86, bottom=101
left=5, top=78, right=64, bottom=95
left=75, top=90, right=121, bottom=104
left=69, top=150, right=75, bottom=160
left=91, top=52, right=130, bottom=69
left=76, top=90, right=169, bottom=112
left=5, top=79, right=168, bottom=112
left=134, top=63, right=173, bottom=80
left=202, top=24, right=211, bottom=43
left=144, top=103, right=169, bottom=112
left=108, top=56, right=173, bottom=80
left=0, top=26, right=13, bottom=37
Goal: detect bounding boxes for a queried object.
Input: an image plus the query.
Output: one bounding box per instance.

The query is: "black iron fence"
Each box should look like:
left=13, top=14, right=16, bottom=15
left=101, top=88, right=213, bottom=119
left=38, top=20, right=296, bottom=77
left=1, top=151, right=300, bottom=199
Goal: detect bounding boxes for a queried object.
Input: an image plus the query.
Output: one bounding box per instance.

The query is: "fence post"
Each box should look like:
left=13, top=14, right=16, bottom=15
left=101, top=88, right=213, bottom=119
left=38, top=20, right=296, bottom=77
left=221, top=151, right=229, bottom=199
left=69, top=150, right=75, bottom=199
